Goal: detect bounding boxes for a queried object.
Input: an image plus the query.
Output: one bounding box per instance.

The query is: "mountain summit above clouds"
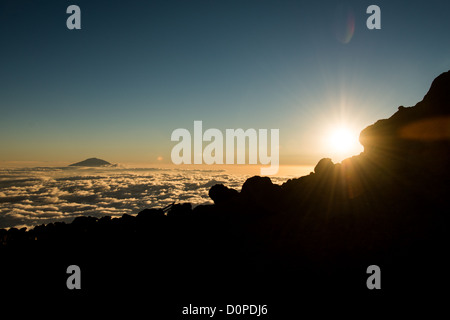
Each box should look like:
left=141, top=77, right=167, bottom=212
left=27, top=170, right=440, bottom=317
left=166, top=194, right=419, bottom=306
left=69, top=157, right=113, bottom=167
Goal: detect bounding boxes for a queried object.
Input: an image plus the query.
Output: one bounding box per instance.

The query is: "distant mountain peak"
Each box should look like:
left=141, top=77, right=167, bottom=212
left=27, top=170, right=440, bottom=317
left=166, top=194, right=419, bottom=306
left=69, top=158, right=112, bottom=167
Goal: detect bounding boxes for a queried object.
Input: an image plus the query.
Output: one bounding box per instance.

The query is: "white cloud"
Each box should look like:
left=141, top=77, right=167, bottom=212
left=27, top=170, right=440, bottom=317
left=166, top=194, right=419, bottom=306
left=0, top=167, right=291, bottom=229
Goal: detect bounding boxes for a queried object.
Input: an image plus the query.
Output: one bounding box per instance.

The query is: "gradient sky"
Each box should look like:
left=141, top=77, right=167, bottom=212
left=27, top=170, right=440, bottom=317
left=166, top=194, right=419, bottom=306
left=1, top=0, right=449, bottom=166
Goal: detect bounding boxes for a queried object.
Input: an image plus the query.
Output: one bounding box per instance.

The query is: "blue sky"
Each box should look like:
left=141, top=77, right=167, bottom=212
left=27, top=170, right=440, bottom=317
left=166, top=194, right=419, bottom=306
left=1, top=0, right=449, bottom=165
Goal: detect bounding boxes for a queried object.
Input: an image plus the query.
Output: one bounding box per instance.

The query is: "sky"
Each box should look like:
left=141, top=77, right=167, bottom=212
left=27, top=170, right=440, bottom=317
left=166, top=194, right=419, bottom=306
left=1, top=0, right=449, bottom=167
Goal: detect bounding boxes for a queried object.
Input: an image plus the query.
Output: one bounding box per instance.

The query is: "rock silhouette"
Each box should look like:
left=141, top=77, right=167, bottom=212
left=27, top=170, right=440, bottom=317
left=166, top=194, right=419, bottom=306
left=208, top=183, right=239, bottom=205
left=360, top=70, right=450, bottom=180
left=1, top=71, right=449, bottom=314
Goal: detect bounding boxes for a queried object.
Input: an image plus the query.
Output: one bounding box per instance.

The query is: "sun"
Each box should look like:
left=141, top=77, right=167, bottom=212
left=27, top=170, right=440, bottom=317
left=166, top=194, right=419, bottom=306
left=325, top=126, right=361, bottom=159
left=329, top=128, right=354, bottom=152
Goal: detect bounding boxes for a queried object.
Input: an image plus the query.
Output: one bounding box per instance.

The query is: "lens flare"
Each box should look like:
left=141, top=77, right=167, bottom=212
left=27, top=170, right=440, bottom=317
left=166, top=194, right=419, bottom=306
left=334, top=5, right=355, bottom=44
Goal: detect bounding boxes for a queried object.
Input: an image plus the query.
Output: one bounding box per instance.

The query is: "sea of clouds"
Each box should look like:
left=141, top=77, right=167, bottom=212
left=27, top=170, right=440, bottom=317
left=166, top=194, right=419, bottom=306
left=0, top=167, right=294, bottom=229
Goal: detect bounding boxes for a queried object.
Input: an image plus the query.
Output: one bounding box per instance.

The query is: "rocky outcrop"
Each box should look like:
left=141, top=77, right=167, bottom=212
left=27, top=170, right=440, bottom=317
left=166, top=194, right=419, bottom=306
left=359, top=70, right=450, bottom=178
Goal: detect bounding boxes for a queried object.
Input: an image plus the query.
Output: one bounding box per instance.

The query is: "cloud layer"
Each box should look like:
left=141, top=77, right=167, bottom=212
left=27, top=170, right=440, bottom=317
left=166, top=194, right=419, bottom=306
left=0, top=167, right=289, bottom=229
